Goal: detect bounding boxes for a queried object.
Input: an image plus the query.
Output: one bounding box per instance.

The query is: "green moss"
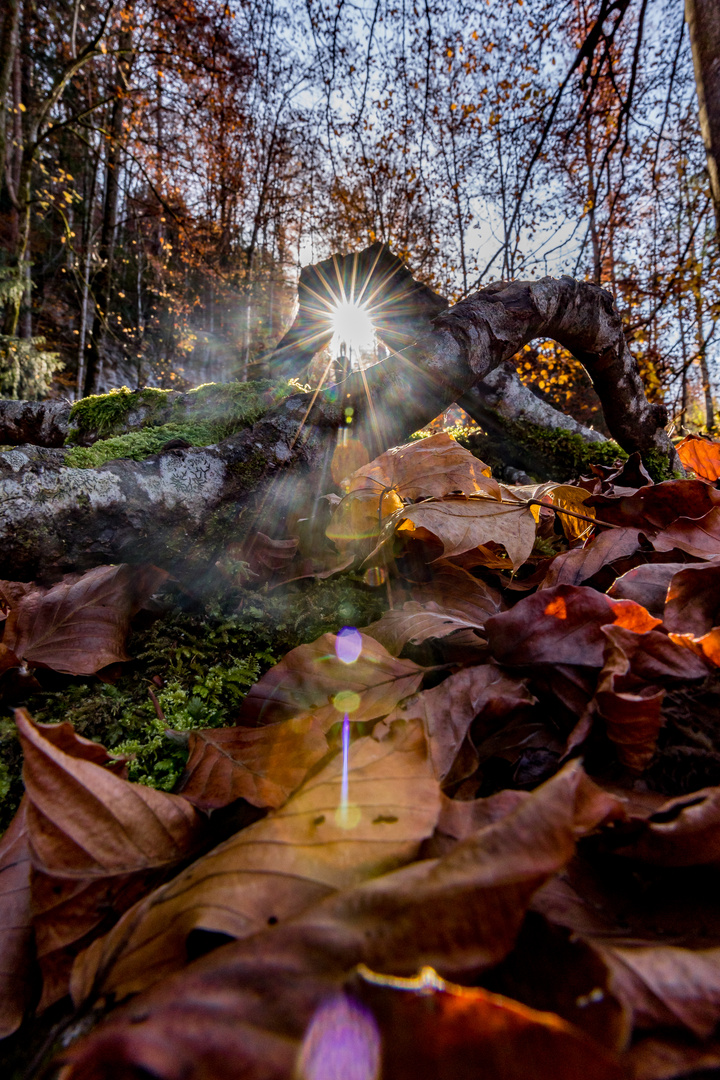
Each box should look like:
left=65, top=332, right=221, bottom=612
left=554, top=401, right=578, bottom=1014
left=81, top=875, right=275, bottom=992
left=64, top=421, right=218, bottom=468
left=64, top=379, right=296, bottom=467
left=642, top=448, right=680, bottom=483
left=69, top=386, right=172, bottom=438
left=457, top=422, right=627, bottom=481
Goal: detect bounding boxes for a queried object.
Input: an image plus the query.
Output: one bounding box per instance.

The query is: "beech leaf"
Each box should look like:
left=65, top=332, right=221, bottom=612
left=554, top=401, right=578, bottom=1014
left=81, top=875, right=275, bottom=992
left=176, top=716, right=329, bottom=811
left=1, top=564, right=168, bottom=675
left=348, top=431, right=501, bottom=501
left=383, top=495, right=537, bottom=570
left=71, top=718, right=440, bottom=1004
left=485, top=584, right=661, bottom=668
left=16, top=709, right=204, bottom=1009
left=675, top=434, right=720, bottom=482
left=235, top=630, right=426, bottom=729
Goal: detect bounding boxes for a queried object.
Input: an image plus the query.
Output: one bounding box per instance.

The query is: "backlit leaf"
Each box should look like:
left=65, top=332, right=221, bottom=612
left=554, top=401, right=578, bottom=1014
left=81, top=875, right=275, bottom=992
left=71, top=719, right=440, bottom=1004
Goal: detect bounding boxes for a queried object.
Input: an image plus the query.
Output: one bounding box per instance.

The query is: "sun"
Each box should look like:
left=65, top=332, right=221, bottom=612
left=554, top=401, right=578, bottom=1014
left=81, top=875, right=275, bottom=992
left=330, top=301, right=376, bottom=358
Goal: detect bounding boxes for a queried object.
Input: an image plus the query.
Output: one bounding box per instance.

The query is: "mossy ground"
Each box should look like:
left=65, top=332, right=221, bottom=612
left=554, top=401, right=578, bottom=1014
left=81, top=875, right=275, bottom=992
left=0, top=573, right=387, bottom=833
left=65, top=379, right=297, bottom=468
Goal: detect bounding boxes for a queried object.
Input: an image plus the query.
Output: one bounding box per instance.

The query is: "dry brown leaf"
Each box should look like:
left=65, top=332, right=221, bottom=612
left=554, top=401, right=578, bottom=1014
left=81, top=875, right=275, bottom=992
left=541, top=529, right=641, bottom=590
left=387, top=664, right=535, bottom=781
left=669, top=626, right=720, bottom=667
left=652, top=509, right=720, bottom=561
left=486, top=584, right=661, bottom=669
left=602, top=944, right=720, bottom=1038
left=176, top=717, right=329, bottom=811
left=664, top=559, right=720, bottom=635
left=1, top=564, right=168, bottom=675
left=71, top=718, right=440, bottom=1004
left=62, top=763, right=623, bottom=1080
left=359, top=600, right=484, bottom=654
left=412, top=560, right=504, bottom=615
left=235, top=630, right=426, bottom=729
left=589, top=481, right=720, bottom=530
left=0, top=800, right=32, bottom=1038
left=595, top=634, right=665, bottom=774
left=348, top=431, right=501, bottom=501
left=16, top=709, right=204, bottom=1009
left=615, top=785, right=720, bottom=866
left=675, top=434, right=720, bottom=482
left=546, top=483, right=596, bottom=541
left=607, top=563, right=687, bottom=617
left=361, top=563, right=502, bottom=655
left=349, top=965, right=623, bottom=1080
left=381, top=495, right=537, bottom=571
left=626, top=1034, right=720, bottom=1080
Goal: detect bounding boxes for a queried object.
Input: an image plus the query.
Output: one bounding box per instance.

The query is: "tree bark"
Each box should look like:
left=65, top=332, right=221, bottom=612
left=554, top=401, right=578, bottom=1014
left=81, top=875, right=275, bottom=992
left=686, top=0, right=720, bottom=239
left=0, top=273, right=678, bottom=581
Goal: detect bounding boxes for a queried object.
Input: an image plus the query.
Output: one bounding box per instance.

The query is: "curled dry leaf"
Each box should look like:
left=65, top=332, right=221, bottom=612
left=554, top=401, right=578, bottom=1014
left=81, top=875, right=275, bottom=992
left=607, top=563, right=687, bottom=617
left=16, top=709, right=204, bottom=1009
left=235, top=630, right=426, bottom=729
left=663, top=559, right=720, bottom=635
left=225, top=531, right=299, bottom=581
left=0, top=801, right=32, bottom=1038
left=71, top=718, right=440, bottom=1005
left=381, top=495, right=537, bottom=571
left=627, top=1034, right=720, bottom=1080
left=540, top=528, right=641, bottom=590
left=0, top=719, right=134, bottom=1036
left=62, top=763, right=623, bottom=1080
left=361, top=562, right=503, bottom=655
left=675, top=434, right=720, bottom=482
left=348, top=431, right=501, bottom=501
left=595, top=630, right=665, bottom=774
left=601, top=943, right=720, bottom=1039
left=360, top=600, right=486, bottom=656
left=652, top=508, right=720, bottom=561
left=0, top=564, right=168, bottom=675
left=615, top=785, right=720, bottom=867
left=176, top=717, right=329, bottom=812
left=350, top=965, right=623, bottom=1080
left=386, top=664, right=535, bottom=781
left=485, top=584, right=661, bottom=669
left=668, top=627, right=720, bottom=667
left=589, top=481, right=720, bottom=531
left=544, top=483, right=596, bottom=542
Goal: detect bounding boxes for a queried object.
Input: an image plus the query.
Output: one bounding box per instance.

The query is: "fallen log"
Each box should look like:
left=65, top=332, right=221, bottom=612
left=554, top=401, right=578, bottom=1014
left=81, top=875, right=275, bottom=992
left=0, top=266, right=678, bottom=580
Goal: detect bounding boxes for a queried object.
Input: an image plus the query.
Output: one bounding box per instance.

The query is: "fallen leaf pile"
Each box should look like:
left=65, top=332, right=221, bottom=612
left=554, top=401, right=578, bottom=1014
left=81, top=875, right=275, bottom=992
left=6, top=433, right=720, bottom=1078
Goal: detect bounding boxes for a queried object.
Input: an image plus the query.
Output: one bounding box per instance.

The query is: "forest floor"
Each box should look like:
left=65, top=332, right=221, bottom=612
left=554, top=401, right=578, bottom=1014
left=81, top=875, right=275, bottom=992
left=3, top=430, right=720, bottom=1080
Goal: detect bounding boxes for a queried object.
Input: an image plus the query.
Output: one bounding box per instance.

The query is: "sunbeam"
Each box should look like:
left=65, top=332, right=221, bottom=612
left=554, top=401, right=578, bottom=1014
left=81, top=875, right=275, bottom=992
left=330, top=301, right=376, bottom=358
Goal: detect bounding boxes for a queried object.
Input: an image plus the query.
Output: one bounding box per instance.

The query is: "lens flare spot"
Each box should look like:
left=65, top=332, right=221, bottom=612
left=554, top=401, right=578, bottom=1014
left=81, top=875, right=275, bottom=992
left=335, top=801, right=362, bottom=829
left=335, top=626, right=363, bottom=664
left=362, top=566, right=387, bottom=587
left=331, top=301, right=375, bottom=356
left=333, top=689, right=361, bottom=714
left=297, top=994, right=381, bottom=1080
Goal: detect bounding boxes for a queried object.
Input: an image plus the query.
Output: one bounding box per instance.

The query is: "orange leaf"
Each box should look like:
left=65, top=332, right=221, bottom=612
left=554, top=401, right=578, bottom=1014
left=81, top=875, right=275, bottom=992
left=676, top=434, right=720, bottom=482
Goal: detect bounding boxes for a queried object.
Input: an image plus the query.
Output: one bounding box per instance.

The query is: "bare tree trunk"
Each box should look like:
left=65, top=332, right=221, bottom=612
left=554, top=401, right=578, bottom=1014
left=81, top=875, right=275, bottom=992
left=84, top=28, right=133, bottom=396
left=686, top=0, right=720, bottom=239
